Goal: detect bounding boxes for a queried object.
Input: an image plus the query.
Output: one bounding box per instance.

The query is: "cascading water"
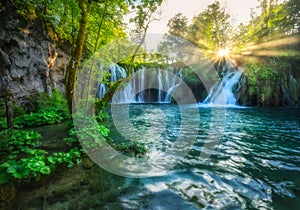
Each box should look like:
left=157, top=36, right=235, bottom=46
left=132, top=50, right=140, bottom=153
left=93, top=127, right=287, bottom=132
left=97, top=65, right=182, bottom=104
left=138, top=67, right=145, bottom=103
left=157, top=69, right=163, bottom=103
left=202, top=62, right=243, bottom=106
left=96, top=83, right=107, bottom=99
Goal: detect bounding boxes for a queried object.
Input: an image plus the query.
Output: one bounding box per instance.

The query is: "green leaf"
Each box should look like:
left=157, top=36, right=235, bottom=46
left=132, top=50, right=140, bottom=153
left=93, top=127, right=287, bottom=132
left=40, top=166, right=51, bottom=175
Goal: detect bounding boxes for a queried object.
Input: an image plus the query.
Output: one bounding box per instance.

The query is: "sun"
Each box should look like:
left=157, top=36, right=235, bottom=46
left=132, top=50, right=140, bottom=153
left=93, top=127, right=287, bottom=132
left=217, top=48, right=229, bottom=57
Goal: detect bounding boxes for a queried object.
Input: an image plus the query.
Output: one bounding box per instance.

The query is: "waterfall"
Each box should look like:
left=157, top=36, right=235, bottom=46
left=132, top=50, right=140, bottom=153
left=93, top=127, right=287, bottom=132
left=138, top=67, right=145, bottom=103
left=165, top=69, right=182, bottom=102
left=97, top=65, right=182, bottom=104
left=203, top=69, right=242, bottom=106
left=96, top=83, right=107, bottom=99
left=158, top=69, right=163, bottom=103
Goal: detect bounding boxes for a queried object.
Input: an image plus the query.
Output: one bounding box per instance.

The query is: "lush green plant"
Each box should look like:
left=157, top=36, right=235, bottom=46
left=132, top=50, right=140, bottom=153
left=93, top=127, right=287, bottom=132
left=63, top=112, right=147, bottom=157
left=242, top=58, right=292, bottom=106
left=0, top=129, right=43, bottom=183
left=0, top=130, right=41, bottom=155
left=0, top=118, right=7, bottom=129
left=15, top=110, right=65, bottom=127
left=49, top=148, right=81, bottom=168
left=96, top=111, right=108, bottom=122
left=0, top=109, right=67, bottom=129
left=0, top=89, right=70, bottom=129
left=3, top=151, right=50, bottom=180
left=0, top=129, right=82, bottom=184
left=113, top=141, right=147, bottom=157
left=37, top=89, right=68, bottom=112
left=0, top=147, right=81, bottom=183
left=64, top=123, right=109, bottom=149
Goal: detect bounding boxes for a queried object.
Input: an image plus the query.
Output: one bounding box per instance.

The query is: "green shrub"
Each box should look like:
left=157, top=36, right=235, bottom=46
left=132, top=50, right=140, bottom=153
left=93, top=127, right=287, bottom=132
left=37, top=89, right=68, bottom=111
left=0, top=118, right=7, bottom=129
left=0, top=89, right=70, bottom=128
left=64, top=122, right=110, bottom=149
left=15, top=110, right=65, bottom=127
left=0, top=130, right=41, bottom=156
left=0, top=147, right=81, bottom=183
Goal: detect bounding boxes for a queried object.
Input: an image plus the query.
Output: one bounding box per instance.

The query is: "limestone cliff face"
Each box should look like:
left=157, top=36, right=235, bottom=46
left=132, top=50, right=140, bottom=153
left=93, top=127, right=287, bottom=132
left=235, top=67, right=300, bottom=107
left=0, top=0, right=69, bottom=104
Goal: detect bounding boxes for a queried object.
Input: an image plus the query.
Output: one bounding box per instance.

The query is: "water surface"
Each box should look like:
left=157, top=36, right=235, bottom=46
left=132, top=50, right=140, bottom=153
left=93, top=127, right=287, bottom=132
left=103, top=104, right=300, bottom=209
left=14, top=105, right=300, bottom=210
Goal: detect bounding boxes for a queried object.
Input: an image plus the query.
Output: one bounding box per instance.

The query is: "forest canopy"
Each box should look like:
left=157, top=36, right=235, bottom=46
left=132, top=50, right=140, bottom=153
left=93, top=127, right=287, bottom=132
left=4, top=0, right=300, bottom=110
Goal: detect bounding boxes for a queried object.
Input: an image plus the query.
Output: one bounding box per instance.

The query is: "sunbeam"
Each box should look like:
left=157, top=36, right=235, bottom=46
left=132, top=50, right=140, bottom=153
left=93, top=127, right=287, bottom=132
left=232, top=34, right=300, bottom=59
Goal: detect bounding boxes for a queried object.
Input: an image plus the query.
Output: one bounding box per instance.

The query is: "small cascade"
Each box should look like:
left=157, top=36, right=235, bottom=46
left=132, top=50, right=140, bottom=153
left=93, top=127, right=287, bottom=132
left=203, top=63, right=243, bottom=106
left=138, top=67, right=145, bottom=103
left=97, top=65, right=182, bottom=104
left=164, top=69, right=182, bottom=102
left=157, top=69, right=163, bottom=102
left=96, top=83, right=107, bottom=99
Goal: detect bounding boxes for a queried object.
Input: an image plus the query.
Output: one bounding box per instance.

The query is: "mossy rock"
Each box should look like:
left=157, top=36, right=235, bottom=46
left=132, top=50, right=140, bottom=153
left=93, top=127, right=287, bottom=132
left=81, top=156, right=94, bottom=170
left=289, top=75, right=298, bottom=101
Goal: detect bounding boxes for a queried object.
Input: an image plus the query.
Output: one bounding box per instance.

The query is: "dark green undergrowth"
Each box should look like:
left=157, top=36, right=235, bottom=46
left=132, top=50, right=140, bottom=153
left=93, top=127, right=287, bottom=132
left=0, top=89, right=70, bottom=129
left=0, top=89, right=147, bottom=187
left=64, top=113, right=147, bottom=157
left=0, top=129, right=81, bottom=185
left=242, top=57, right=299, bottom=106
left=0, top=90, right=78, bottom=185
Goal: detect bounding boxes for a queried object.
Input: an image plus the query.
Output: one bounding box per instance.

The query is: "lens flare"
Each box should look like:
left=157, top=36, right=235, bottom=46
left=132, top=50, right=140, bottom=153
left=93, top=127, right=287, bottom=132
left=217, top=48, right=229, bottom=57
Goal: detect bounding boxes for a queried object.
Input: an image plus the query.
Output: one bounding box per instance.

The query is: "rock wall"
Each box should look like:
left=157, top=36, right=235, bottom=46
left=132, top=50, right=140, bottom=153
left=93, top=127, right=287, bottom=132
left=235, top=65, right=300, bottom=107
left=0, top=1, right=69, bottom=105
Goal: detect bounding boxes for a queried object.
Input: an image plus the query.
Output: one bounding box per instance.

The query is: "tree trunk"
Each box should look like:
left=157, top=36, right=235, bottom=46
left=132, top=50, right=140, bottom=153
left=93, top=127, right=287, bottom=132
left=84, top=0, right=108, bottom=120
left=95, top=79, right=123, bottom=111
left=5, top=90, right=14, bottom=129
left=66, top=0, right=92, bottom=114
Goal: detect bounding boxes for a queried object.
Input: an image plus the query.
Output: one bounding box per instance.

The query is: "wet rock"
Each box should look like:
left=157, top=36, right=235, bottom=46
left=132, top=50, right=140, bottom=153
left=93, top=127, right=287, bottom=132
left=0, top=48, right=10, bottom=68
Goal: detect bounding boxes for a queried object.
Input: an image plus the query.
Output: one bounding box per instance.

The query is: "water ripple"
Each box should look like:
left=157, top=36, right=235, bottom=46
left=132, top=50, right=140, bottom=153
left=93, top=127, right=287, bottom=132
left=105, top=105, right=300, bottom=209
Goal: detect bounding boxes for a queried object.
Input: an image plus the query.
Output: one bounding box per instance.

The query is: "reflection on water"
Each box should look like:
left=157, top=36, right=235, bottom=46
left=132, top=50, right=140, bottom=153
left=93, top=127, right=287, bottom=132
left=105, top=105, right=300, bottom=209
left=13, top=105, right=300, bottom=209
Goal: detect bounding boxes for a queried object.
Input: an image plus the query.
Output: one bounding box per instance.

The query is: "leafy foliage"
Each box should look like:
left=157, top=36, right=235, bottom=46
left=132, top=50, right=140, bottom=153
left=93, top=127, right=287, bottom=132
left=0, top=129, right=82, bottom=184
left=14, top=110, right=65, bottom=127
left=114, top=141, right=147, bottom=157
left=0, top=89, right=70, bottom=129
left=0, top=130, right=41, bottom=156
left=37, top=89, right=69, bottom=114
left=242, top=57, right=297, bottom=106
left=235, top=0, right=300, bottom=49
left=167, top=13, right=188, bottom=38
left=188, top=1, right=231, bottom=52
left=63, top=113, right=110, bottom=150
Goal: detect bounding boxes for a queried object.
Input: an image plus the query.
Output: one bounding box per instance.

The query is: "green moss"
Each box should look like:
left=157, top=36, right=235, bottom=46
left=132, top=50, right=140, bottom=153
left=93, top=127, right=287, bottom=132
left=289, top=76, right=298, bottom=101
left=262, top=86, right=272, bottom=103
left=243, top=58, right=293, bottom=106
